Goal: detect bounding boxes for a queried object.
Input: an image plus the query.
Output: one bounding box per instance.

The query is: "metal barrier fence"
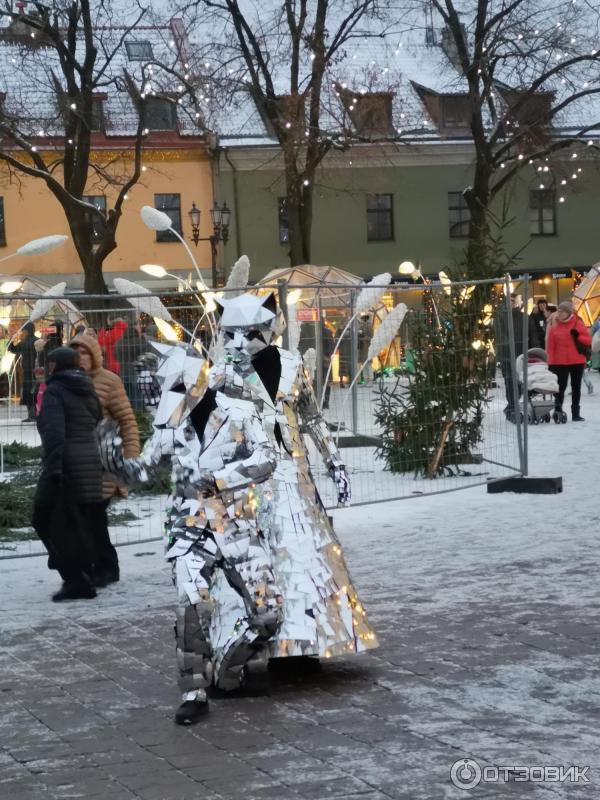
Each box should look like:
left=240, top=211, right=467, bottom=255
left=0, top=276, right=527, bottom=558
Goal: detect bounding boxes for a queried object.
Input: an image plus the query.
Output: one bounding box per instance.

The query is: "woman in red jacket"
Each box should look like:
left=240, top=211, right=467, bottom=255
left=546, top=301, right=591, bottom=421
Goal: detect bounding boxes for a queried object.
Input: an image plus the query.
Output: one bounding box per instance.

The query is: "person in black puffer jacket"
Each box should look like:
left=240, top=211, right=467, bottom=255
left=33, top=347, right=103, bottom=601
left=8, top=321, right=37, bottom=422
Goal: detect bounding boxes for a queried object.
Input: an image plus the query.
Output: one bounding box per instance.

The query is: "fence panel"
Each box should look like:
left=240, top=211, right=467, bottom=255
left=0, top=280, right=525, bottom=558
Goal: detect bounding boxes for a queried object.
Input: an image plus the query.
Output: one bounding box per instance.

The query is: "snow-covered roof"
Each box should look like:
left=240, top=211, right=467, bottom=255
left=185, top=0, right=600, bottom=146
left=0, top=1, right=598, bottom=149
left=0, top=7, right=205, bottom=141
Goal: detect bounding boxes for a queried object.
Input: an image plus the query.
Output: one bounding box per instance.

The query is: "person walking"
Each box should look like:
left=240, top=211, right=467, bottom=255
left=529, top=299, right=549, bottom=349
left=32, top=347, right=103, bottom=601
left=8, top=321, right=37, bottom=422
left=98, top=316, right=127, bottom=375
left=114, top=318, right=147, bottom=410
left=546, top=300, right=591, bottom=422
left=69, top=333, right=140, bottom=585
left=495, top=294, right=525, bottom=422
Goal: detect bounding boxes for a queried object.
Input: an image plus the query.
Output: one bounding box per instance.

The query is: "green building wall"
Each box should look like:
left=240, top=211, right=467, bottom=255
left=216, top=145, right=600, bottom=285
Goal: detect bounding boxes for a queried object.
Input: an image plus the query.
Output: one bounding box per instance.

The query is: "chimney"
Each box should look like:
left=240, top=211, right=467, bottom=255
left=441, top=23, right=467, bottom=71
left=170, top=17, right=191, bottom=68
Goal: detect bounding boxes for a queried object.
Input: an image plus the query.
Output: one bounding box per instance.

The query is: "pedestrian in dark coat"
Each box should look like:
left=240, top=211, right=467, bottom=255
left=8, top=321, right=37, bottom=421
left=529, top=299, right=549, bottom=349
left=495, top=294, right=525, bottom=421
left=32, top=347, right=103, bottom=601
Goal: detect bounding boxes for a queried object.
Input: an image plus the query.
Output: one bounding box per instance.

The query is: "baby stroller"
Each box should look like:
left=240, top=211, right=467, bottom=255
left=515, top=348, right=561, bottom=424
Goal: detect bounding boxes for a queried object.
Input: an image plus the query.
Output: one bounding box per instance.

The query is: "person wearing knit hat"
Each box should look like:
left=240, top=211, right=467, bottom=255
left=557, top=301, right=573, bottom=316
left=547, top=300, right=592, bottom=422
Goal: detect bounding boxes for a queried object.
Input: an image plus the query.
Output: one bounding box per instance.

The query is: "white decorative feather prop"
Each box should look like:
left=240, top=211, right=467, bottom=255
left=17, top=235, right=68, bottom=257
left=225, top=255, right=250, bottom=298
left=367, top=303, right=408, bottom=360
left=356, top=272, right=392, bottom=314
left=113, top=278, right=173, bottom=321
left=140, top=205, right=172, bottom=231
left=303, top=347, right=317, bottom=377
left=27, top=282, right=67, bottom=323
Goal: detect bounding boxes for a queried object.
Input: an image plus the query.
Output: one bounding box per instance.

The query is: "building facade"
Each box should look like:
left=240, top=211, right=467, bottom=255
left=216, top=141, right=600, bottom=304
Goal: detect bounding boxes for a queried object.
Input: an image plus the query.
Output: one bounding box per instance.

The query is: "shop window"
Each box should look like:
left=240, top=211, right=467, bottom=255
left=448, top=191, right=470, bottom=237
left=366, top=194, right=394, bottom=241
left=278, top=197, right=289, bottom=244
left=529, top=189, right=556, bottom=236
left=154, top=193, right=181, bottom=242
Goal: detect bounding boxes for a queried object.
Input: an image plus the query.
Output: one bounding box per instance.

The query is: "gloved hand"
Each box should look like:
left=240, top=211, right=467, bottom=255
left=329, top=462, right=351, bottom=506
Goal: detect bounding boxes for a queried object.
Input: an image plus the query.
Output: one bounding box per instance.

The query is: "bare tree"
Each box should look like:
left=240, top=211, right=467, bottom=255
left=0, top=1, right=173, bottom=294
left=415, top=0, right=600, bottom=276
left=180, top=0, right=401, bottom=265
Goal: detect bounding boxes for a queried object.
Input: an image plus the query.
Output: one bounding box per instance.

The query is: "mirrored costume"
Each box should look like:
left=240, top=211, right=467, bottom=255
left=142, top=293, right=378, bottom=715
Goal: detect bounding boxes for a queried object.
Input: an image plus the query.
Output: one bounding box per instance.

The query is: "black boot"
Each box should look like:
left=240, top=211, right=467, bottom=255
left=572, top=406, right=585, bottom=422
left=52, top=576, right=96, bottom=602
left=174, top=692, right=209, bottom=725
left=95, top=568, right=120, bottom=587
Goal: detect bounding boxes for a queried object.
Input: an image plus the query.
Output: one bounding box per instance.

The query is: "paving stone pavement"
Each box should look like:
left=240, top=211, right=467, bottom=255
left=2, top=448, right=600, bottom=800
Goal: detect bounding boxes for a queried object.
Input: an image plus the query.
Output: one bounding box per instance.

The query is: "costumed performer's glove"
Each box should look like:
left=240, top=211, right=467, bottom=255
left=329, top=461, right=351, bottom=506
left=97, top=418, right=148, bottom=485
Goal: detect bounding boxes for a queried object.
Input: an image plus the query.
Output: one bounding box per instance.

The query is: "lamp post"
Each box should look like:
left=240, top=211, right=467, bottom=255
left=187, top=201, right=232, bottom=288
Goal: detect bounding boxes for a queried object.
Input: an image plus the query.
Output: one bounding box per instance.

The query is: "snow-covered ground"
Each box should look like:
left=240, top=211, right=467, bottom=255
left=0, top=371, right=523, bottom=555
left=1, top=369, right=598, bottom=629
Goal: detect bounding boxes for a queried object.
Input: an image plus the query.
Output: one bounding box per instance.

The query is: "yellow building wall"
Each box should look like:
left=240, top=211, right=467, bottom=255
left=0, top=146, right=214, bottom=280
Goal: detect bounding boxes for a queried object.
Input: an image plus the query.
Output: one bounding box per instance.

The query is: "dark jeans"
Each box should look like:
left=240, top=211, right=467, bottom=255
left=501, top=362, right=521, bottom=413
left=33, top=495, right=95, bottom=584
left=90, top=498, right=119, bottom=576
left=550, top=364, right=584, bottom=410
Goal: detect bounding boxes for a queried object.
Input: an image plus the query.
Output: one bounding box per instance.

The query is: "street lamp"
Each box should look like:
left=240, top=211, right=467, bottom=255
left=187, top=200, right=232, bottom=288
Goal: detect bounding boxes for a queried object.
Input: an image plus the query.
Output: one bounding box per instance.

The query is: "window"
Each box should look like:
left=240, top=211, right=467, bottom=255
left=529, top=189, right=556, bottom=236
left=91, top=97, right=105, bottom=132
left=125, top=40, right=154, bottom=61
left=0, top=197, right=6, bottom=246
left=278, top=197, right=289, bottom=244
left=448, top=191, right=470, bottom=238
left=339, top=88, right=394, bottom=137
left=366, top=194, right=394, bottom=242
left=82, top=195, right=107, bottom=243
left=145, top=97, right=177, bottom=131
left=441, top=96, right=470, bottom=129
left=154, top=194, right=181, bottom=242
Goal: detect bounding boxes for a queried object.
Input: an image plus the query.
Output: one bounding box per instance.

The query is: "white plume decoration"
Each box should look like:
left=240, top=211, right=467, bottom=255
left=17, top=235, right=68, bottom=257
left=303, top=347, right=317, bottom=377
left=140, top=205, right=172, bottom=232
left=113, top=278, right=173, bottom=321
left=367, top=303, right=408, bottom=360
left=356, top=273, right=392, bottom=314
left=287, top=313, right=302, bottom=353
left=27, top=282, right=67, bottom=323
left=225, top=255, right=250, bottom=298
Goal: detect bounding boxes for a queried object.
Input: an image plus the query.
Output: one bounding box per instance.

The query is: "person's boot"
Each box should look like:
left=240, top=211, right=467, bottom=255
left=174, top=690, right=209, bottom=725
left=95, top=568, right=120, bottom=587
left=52, top=574, right=96, bottom=602
left=572, top=406, right=585, bottom=422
